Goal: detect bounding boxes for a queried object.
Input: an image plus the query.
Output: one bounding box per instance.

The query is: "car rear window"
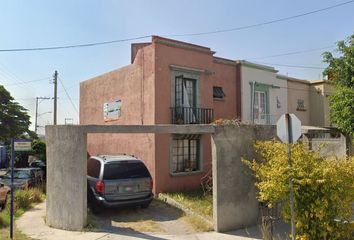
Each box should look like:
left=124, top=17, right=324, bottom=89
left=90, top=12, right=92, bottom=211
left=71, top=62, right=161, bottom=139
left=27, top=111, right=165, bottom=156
left=103, top=162, right=150, bottom=180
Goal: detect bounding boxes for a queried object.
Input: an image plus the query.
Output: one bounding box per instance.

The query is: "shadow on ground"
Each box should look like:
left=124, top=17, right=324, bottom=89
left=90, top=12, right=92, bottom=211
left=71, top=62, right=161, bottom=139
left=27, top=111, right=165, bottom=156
left=225, top=220, right=291, bottom=240
left=89, top=199, right=195, bottom=236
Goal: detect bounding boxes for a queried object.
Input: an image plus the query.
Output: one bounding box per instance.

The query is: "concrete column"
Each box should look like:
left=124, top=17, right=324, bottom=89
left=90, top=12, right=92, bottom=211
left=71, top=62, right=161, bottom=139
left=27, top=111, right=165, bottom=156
left=212, top=124, right=276, bottom=232
left=46, top=126, right=87, bottom=231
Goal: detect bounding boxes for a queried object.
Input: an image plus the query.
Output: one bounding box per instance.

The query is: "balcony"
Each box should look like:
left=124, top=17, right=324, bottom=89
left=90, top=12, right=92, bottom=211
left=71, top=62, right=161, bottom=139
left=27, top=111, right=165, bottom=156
left=170, top=107, right=214, bottom=124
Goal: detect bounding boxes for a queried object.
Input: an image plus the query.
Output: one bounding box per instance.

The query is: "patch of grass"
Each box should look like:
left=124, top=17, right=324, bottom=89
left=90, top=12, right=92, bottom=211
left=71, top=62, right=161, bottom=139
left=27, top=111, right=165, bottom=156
left=117, top=219, right=165, bottom=233
left=164, top=188, right=213, bottom=219
left=84, top=210, right=99, bottom=231
left=0, top=227, right=34, bottom=240
left=0, top=187, right=45, bottom=228
left=182, top=215, right=213, bottom=232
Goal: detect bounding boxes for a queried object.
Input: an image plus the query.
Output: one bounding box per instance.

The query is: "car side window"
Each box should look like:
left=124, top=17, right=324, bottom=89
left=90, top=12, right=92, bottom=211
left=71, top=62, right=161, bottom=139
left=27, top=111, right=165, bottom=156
left=87, top=159, right=101, bottom=178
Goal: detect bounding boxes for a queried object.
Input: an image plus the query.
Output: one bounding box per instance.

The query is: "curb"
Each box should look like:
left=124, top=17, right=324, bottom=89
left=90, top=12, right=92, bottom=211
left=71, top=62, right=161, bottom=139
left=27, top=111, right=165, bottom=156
left=158, top=193, right=213, bottom=229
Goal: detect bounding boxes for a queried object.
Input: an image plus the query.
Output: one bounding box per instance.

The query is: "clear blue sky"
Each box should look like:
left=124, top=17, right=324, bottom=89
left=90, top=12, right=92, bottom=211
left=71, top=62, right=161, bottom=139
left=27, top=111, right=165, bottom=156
left=0, top=0, right=353, bottom=134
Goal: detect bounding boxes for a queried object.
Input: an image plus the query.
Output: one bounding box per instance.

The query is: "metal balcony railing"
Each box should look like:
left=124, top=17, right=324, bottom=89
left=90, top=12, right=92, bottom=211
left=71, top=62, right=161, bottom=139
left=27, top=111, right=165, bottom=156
left=170, top=107, right=214, bottom=124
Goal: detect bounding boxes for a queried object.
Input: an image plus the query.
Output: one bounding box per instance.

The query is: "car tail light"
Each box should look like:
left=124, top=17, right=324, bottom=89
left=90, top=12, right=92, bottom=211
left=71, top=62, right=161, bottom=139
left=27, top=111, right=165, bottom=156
left=95, top=180, right=105, bottom=193
left=149, top=179, right=153, bottom=190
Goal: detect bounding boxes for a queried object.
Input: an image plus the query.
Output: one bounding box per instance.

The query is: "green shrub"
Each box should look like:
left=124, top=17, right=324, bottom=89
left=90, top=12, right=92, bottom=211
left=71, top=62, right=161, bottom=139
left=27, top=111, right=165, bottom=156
left=0, top=187, right=45, bottom=228
left=243, top=141, right=354, bottom=240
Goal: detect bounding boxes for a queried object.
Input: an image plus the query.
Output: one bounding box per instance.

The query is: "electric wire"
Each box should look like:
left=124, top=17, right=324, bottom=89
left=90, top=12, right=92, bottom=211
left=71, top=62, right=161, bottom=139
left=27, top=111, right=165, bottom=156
left=0, top=1, right=353, bottom=52
left=58, top=77, right=79, bottom=115
left=254, top=62, right=326, bottom=70
left=166, top=1, right=354, bottom=37
left=1, top=77, right=50, bottom=87
left=247, top=45, right=335, bottom=60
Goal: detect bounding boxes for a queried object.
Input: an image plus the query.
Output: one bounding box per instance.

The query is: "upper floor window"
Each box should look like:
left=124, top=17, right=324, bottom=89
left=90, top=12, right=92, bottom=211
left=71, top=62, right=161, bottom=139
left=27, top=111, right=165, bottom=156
left=297, top=99, right=306, bottom=111
left=213, top=86, right=225, bottom=99
left=175, top=75, right=196, bottom=108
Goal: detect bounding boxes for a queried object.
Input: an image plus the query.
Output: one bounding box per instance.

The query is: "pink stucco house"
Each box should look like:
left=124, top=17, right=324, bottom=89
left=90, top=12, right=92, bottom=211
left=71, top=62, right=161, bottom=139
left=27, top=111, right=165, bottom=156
left=80, top=36, right=242, bottom=194
left=80, top=36, right=333, bottom=193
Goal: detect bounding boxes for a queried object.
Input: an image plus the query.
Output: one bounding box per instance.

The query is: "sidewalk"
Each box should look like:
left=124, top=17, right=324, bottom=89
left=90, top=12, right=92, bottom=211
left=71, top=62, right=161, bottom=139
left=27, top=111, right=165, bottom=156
left=16, top=202, right=264, bottom=240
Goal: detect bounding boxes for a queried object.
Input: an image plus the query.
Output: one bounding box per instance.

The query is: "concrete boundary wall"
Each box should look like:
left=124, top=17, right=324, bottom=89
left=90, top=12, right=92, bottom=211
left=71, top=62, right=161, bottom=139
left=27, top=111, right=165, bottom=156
left=46, top=124, right=276, bottom=232
left=46, top=125, right=214, bottom=231
left=212, top=124, right=276, bottom=232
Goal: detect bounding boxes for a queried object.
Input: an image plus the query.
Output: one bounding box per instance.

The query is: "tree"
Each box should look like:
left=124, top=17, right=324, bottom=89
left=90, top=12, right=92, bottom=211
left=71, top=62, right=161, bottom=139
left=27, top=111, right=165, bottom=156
left=32, top=139, right=46, bottom=162
left=0, top=85, right=32, bottom=141
left=243, top=141, right=354, bottom=240
left=323, top=34, right=354, bottom=135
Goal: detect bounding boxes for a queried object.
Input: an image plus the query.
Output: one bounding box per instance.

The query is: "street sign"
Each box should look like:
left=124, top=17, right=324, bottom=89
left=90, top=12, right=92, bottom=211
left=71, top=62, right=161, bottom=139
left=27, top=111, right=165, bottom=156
left=14, top=140, right=32, bottom=151
left=276, top=113, right=302, bottom=240
left=276, top=113, right=301, bottom=143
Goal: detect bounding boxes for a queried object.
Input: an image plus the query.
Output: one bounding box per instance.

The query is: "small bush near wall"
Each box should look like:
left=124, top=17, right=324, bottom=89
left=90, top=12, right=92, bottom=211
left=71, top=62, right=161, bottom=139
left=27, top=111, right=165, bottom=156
left=243, top=141, right=354, bottom=240
left=0, top=188, right=45, bottom=228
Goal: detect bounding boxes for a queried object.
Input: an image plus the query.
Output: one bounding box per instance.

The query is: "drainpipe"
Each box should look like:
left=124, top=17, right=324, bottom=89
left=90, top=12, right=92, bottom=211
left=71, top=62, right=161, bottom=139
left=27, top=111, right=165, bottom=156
left=251, top=81, right=256, bottom=124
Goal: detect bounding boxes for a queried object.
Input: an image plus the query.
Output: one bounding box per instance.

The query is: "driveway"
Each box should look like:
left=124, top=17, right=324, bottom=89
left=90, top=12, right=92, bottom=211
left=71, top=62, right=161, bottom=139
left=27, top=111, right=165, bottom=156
left=17, top=201, right=262, bottom=240
left=92, top=200, right=196, bottom=235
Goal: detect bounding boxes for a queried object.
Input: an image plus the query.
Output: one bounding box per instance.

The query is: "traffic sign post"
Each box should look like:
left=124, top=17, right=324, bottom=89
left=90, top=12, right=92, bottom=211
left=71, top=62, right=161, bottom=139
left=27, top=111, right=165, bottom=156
left=10, top=139, right=32, bottom=240
left=277, top=113, right=301, bottom=240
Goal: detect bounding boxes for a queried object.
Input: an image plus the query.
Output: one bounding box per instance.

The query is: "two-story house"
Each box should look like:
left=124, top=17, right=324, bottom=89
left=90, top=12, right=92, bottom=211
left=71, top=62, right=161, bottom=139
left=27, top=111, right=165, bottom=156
left=80, top=36, right=333, bottom=193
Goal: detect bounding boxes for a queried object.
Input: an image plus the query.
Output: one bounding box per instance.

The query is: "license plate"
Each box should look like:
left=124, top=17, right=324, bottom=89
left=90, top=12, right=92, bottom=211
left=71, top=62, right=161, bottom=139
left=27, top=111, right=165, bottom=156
left=118, top=186, right=135, bottom=192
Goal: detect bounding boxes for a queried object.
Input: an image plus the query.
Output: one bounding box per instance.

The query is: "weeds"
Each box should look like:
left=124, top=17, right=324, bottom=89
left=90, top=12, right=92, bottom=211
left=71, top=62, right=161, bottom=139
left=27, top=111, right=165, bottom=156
left=0, top=187, right=45, bottom=228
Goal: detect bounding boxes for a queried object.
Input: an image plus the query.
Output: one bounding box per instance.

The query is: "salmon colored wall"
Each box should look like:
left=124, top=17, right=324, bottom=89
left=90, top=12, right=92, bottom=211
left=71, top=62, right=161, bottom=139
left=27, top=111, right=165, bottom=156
left=212, top=61, right=238, bottom=120
left=80, top=45, right=157, bottom=192
left=80, top=36, right=241, bottom=194
left=152, top=38, right=239, bottom=193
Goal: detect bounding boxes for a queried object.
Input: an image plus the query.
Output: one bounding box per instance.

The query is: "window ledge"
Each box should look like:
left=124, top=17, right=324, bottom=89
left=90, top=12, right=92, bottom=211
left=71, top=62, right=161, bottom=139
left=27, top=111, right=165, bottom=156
left=170, top=170, right=203, bottom=177
left=213, top=98, right=225, bottom=102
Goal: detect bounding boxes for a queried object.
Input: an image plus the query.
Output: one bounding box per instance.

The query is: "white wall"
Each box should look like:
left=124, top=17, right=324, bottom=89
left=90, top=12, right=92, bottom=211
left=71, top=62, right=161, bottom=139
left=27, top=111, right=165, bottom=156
left=241, top=65, right=288, bottom=124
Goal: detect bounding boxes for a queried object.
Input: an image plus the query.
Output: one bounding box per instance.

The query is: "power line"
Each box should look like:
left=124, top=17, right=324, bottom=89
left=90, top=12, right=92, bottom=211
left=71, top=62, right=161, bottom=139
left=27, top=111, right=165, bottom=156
left=58, top=77, right=79, bottom=116
left=247, top=45, right=335, bottom=60
left=255, top=62, right=326, bottom=70
left=165, top=0, right=354, bottom=37
left=0, top=35, right=150, bottom=52
left=1, top=77, right=50, bottom=87
left=0, top=1, right=353, bottom=52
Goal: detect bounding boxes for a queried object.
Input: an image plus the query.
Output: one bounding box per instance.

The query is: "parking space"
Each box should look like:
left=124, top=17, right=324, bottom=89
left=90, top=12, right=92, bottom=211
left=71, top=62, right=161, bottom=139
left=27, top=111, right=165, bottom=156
left=93, top=199, right=197, bottom=235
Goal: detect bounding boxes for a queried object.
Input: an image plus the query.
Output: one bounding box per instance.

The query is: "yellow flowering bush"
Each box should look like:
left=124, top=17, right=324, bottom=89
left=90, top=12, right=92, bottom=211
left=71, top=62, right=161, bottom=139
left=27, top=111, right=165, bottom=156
left=243, top=140, right=354, bottom=239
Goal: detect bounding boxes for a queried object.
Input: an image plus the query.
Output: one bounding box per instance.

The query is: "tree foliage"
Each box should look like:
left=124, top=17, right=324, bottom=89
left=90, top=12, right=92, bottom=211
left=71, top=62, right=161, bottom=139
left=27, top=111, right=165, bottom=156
left=323, top=34, right=354, bottom=135
left=0, top=85, right=32, bottom=141
left=243, top=141, right=354, bottom=240
left=329, top=86, right=354, bottom=136
left=32, top=139, right=46, bottom=162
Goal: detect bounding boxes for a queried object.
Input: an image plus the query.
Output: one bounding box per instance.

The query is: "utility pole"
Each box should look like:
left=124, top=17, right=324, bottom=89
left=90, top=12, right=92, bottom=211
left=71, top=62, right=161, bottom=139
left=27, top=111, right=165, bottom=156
left=53, top=70, right=58, bottom=125
left=35, top=97, right=51, bottom=134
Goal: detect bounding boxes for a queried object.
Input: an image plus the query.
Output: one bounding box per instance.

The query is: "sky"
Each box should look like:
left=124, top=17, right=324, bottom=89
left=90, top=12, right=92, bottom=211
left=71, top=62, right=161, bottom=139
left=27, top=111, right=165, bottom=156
left=0, top=0, right=353, bottom=135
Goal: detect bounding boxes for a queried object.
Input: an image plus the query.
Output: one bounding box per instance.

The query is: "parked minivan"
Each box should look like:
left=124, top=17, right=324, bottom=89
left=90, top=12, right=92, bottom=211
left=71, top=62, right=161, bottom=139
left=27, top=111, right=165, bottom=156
left=87, top=155, right=153, bottom=212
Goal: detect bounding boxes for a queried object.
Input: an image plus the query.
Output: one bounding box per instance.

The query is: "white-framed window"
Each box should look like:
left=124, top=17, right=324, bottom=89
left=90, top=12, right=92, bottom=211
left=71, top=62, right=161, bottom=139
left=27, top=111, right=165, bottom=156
left=253, top=91, right=267, bottom=124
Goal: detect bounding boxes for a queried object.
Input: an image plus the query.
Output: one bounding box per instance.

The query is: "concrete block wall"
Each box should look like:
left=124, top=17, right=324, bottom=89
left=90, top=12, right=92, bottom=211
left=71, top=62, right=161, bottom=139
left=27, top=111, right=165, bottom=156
left=212, top=124, right=276, bottom=232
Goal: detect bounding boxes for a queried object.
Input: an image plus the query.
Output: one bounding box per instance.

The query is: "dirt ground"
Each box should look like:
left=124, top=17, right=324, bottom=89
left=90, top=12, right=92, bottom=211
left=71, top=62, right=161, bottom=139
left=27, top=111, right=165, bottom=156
left=92, top=200, right=199, bottom=235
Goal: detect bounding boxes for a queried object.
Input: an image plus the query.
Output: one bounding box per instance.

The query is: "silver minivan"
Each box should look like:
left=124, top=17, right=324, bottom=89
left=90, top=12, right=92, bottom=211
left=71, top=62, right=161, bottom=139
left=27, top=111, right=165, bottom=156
left=87, top=155, right=153, bottom=212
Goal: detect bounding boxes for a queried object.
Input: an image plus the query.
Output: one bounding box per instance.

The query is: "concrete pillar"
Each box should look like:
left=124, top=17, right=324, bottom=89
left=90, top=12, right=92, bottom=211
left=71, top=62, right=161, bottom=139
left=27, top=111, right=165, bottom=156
left=46, top=126, right=87, bottom=231
left=212, top=124, right=276, bottom=232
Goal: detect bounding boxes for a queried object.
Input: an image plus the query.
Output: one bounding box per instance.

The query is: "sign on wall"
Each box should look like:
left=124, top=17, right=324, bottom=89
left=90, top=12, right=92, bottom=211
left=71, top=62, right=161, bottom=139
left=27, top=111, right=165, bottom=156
left=103, top=99, right=122, bottom=121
